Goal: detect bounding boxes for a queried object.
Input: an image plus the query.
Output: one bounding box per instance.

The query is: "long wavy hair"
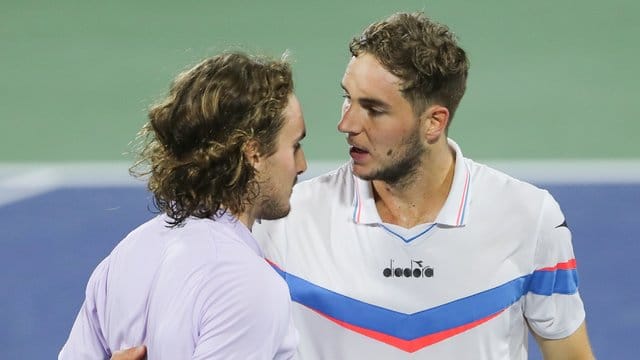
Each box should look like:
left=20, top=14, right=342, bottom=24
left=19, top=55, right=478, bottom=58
left=130, top=52, right=293, bottom=226
left=349, top=12, right=470, bottom=125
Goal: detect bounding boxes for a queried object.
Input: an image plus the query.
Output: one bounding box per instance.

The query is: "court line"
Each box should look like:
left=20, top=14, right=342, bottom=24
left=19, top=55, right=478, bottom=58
left=1, top=160, right=639, bottom=206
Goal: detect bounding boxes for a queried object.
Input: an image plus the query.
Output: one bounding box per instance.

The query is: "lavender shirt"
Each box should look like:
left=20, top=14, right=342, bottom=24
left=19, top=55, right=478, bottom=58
left=59, top=213, right=298, bottom=359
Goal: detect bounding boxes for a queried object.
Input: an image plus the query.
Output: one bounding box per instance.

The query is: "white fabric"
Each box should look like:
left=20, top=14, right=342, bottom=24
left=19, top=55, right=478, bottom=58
left=255, top=139, right=585, bottom=359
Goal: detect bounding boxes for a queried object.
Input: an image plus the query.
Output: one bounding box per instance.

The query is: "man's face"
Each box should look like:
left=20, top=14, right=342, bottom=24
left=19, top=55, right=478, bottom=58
left=256, top=94, right=307, bottom=220
left=338, top=53, right=425, bottom=185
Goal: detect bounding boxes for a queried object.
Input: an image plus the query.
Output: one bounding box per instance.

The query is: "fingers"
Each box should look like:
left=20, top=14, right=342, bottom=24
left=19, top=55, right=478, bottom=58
left=110, top=345, right=147, bottom=360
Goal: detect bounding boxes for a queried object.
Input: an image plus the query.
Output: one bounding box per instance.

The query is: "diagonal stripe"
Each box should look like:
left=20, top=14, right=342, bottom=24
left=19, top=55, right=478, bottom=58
left=315, top=308, right=504, bottom=352
left=275, top=269, right=529, bottom=340
left=267, top=259, right=579, bottom=349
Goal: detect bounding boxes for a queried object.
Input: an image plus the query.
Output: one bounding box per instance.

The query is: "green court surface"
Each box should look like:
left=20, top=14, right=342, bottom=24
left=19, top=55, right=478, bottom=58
left=1, top=0, right=639, bottom=163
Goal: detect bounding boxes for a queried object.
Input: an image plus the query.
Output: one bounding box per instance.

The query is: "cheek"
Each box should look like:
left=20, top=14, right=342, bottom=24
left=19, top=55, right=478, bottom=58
left=370, top=126, right=399, bottom=146
left=371, top=126, right=412, bottom=153
left=273, top=152, right=296, bottom=173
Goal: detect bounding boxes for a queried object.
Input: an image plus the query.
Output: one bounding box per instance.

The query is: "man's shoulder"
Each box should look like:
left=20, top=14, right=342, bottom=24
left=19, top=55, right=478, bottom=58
left=462, top=157, right=559, bottom=222
left=117, top=215, right=257, bottom=268
left=466, top=158, right=548, bottom=198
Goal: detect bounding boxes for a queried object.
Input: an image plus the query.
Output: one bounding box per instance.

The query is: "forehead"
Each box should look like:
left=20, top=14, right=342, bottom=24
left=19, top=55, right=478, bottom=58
left=342, top=53, right=403, bottom=98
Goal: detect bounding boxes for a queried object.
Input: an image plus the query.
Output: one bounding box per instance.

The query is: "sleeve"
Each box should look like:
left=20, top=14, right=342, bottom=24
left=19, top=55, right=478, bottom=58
left=189, top=260, right=298, bottom=359
left=58, top=257, right=111, bottom=359
left=524, top=191, right=586, bottom=339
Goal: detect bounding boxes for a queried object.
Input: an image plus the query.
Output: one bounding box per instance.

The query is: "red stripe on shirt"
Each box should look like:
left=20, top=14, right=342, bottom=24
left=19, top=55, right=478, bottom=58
left=455, top=170, right=470, bottom=225
left=314, top=308, right=504, bottom=353
left=538, top=259, right=577, bottom=272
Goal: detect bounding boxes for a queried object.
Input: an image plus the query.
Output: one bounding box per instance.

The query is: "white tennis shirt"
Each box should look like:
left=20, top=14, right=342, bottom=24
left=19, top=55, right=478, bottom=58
left=60, top=213, right=298, bottom=359
left=254, top=139, right=585, bottom=359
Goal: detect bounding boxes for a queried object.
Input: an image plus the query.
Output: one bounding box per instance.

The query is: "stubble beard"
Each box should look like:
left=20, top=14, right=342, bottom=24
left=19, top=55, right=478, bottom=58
left=258, top=196, right=291, bottom=220
left=357, top=130, right=425, bottom=189
left=255, top=177, right=296, bottom=220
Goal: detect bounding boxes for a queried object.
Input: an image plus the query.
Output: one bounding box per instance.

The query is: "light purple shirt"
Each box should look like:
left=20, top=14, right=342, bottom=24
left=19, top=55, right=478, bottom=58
left=59, top=213, right=298, bottom=359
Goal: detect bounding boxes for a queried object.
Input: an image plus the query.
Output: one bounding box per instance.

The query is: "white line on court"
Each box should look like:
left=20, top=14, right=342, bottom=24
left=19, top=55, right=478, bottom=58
left=1, top=160, right=639, bottom=206
left=0, top=162, right=142, bottom=206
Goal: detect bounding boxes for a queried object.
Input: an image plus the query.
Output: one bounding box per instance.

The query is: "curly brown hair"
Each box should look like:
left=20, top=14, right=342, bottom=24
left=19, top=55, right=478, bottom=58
left=130, top=52, right=294, bottom=226
left=349, top=12, right=469, bottom=125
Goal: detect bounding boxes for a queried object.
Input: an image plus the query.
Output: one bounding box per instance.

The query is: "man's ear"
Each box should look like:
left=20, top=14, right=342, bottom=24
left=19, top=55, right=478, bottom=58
left=420, top=104, right=450, bottom=144
left=243, top=139, right=263, bottom=170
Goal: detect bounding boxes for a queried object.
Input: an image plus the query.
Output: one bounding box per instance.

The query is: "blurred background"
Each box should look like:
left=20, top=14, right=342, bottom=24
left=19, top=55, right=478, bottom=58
left=1, top=0, right=638, bottom=358
left=2, top=0, right=639, bottom=162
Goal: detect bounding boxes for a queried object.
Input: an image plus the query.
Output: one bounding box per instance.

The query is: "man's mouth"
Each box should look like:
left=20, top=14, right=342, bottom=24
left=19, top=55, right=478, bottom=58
left=349, top=145, right=370, bottom=162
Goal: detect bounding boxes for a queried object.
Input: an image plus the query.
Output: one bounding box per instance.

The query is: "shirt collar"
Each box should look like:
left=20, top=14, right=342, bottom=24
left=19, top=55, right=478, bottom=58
left=436, top=139, right=471, bottom=226
left=351, top=138, right=471, bottom=227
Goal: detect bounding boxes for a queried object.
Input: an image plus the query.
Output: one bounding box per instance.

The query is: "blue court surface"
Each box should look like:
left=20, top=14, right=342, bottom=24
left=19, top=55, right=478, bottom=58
left=1, top=162, right=638, bottom=359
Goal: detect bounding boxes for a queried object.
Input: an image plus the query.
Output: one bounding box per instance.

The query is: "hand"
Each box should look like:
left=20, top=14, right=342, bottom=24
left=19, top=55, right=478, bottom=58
left=110, top=345, right=147, bottom=360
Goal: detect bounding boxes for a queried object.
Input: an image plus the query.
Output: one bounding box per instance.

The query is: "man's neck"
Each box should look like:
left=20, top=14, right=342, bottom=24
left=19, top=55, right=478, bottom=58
left=373, top=145, right=455, bottom=228
left=234, top=210, right=255, bottom=231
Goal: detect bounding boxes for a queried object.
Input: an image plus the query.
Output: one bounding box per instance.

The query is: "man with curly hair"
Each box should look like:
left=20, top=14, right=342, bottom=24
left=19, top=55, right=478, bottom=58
left=59, top=52, right=307, bottom=359
left=253, top=12, right=594, bottom=359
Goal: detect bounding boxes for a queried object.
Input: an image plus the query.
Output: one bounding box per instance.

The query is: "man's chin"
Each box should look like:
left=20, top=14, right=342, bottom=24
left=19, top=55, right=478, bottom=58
left=259, top=205, right=291, bottom=221
left=351, top=164, right=375, bottom=181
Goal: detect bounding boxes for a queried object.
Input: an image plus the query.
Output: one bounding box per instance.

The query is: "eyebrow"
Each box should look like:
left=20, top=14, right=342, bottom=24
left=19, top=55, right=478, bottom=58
left=340, top=83, right=390, bottom=110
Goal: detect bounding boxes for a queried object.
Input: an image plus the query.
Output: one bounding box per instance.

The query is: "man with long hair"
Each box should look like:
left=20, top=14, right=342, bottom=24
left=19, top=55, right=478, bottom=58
left=60, top=52, right=307, bottom=359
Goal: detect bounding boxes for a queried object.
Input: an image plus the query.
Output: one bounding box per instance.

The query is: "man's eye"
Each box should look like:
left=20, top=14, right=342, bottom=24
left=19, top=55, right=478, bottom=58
left=367, top=108, right=384, bottom=116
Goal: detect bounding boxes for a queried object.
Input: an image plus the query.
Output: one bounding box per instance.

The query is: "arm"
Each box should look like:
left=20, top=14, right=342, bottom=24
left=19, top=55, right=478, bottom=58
left=533, top=321, right=595, bottom=360
left=526, top=193, right=594, bottom=359
left=59, top=258, right=111, bottom=359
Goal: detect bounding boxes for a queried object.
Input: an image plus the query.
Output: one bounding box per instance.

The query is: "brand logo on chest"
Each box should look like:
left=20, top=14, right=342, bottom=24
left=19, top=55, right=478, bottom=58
left=383, top=259, right=434, bottom=278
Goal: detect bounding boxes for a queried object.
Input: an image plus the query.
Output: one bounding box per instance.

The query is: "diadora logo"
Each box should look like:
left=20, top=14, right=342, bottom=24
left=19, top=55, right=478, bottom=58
left=383, top=259, right=434, bottom=278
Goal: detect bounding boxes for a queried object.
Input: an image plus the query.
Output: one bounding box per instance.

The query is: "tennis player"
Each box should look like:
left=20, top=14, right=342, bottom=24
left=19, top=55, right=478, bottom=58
left=59, top=51, right=307, bottom=359
left=254, top=12, right=595, bottom=359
